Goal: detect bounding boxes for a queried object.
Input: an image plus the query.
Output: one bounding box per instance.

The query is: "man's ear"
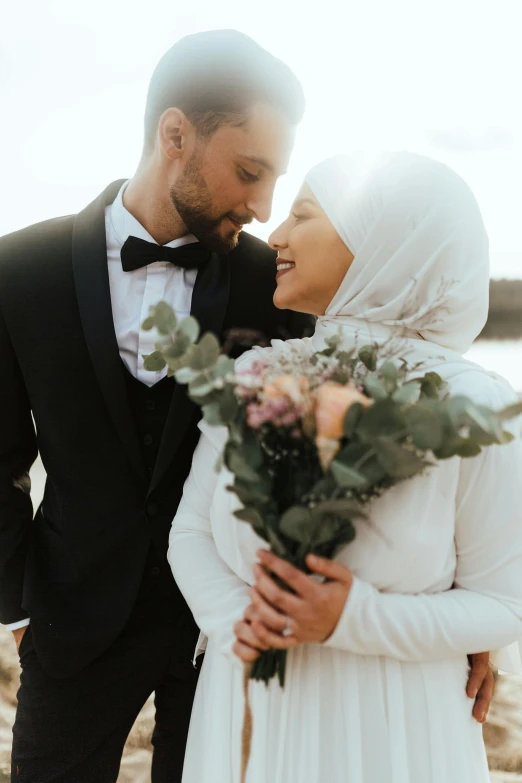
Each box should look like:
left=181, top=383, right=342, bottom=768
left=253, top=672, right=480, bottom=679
left=158, top=107, right=189, bottom=161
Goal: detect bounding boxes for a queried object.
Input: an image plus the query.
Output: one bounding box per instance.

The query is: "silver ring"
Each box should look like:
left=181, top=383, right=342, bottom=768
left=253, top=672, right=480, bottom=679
left=282, top=616, right=293, bottom=637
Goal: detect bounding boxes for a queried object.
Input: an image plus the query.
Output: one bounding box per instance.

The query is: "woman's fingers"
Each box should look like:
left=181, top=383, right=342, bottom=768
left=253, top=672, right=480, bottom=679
left=248, top=588, right=289, bottom=633
left=250, top=619, right=298, bottom=650
left=257, top=550, right=315, bottom=599
left=253, top=564, right=303, bottom=615
left=233, top=640, right=261, bottom=663
left=233, top=619, right=270, bottom=651
left=306, top=553, right=353, bottom=584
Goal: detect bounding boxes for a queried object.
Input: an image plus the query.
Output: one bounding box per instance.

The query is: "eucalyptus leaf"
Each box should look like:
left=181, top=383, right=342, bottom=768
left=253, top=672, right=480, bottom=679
left=226, top=446, right=260, bottom=482
left=202, top=402, right=223, bottom=426
left=376, top=438, right=425, bottom=479
left=214, top=354, right=236, bottom=378
left=280, top=506, right=313, bottom=543
left=357, top=399, right=407, bottom=442
left=455, top=440, right=482, bottom=458
left=142, top=351, right=167, bottom=372
left=267, top=528, right=287, bottom=557
left=331, top=461, right=369, bottom=489
left=404, top=404, right=444, bottom=450
left=498, top=401, right=522, bottom=422
left=219, top=386, right=239, bottom=422
left=311, top=498, right=365, bottom=521
left=189, top=333, right=221, bottom=371
left=392, top=380, right=421, bottom=405
left=178, top=316, right=200, bottom=343
left=420, top=372, right=445, bottom=399
left=364, top=375, right=387, bottom=401
left=343, top=402, right=363, bottom=438
left=359, top=344, right=378, bottom=371
left=141, top=316, right=155, bottom=331
left=162, top=333, right=191, bottom=359
left=380, top=360, right=399, bottom=393
left=150, top=301, right=178, bottom=335
left=175, top=365, right=201, bottom=384
left=234, top=506, right=266, bottom=537
left=189, top=377, right=215, bottom=397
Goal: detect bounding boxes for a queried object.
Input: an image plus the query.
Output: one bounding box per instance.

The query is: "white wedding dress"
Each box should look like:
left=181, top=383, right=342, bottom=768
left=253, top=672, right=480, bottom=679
left=169, top=332, right=522, bottom=783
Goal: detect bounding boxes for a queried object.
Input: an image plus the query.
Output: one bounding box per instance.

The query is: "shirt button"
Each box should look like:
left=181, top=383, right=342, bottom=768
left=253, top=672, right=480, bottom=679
left=151, top=566, right=160, bottom=576
left=146, top=502, right=158, bottom=517
left=146, top=399, right=156, bottom=411
left=143, top=434, right=153, bottom=446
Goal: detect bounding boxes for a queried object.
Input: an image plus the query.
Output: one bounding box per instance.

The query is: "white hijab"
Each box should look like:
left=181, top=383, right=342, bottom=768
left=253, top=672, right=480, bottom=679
left=306, top=151, right=490, bottom=373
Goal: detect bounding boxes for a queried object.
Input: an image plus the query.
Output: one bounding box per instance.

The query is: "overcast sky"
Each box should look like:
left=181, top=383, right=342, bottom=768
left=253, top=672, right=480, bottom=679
left=1, top=0, right=521, bottom=278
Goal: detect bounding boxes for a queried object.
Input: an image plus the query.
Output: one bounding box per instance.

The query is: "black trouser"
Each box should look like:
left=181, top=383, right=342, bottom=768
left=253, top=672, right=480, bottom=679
left=11, top=564, right=200, bottom=783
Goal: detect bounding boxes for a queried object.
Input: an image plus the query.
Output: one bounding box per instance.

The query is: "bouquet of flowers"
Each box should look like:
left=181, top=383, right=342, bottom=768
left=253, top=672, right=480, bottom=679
left=143, top=302, right=522, bottom=689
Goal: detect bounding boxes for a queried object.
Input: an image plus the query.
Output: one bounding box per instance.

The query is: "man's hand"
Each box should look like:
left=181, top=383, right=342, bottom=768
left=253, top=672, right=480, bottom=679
left=467, top=652, right=494, bottom=724
left=12, top=626, right=28, bottom=654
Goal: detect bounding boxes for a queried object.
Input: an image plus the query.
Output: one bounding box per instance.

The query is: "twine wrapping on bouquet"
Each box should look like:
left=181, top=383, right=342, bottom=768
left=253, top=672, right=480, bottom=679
left=241, top=661, right=254, bottom=783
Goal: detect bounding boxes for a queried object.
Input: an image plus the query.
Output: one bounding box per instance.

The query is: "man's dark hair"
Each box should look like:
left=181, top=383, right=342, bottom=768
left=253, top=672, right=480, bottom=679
left=143, top=29, right=305, bottom=153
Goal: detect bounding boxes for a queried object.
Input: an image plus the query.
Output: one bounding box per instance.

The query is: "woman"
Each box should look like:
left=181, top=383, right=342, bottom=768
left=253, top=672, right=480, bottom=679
left=168, top=151, right=522, bottom=782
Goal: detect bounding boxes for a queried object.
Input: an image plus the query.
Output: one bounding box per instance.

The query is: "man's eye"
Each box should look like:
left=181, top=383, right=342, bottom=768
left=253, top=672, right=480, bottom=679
left=291, top=211, right=307, bottom=222
left=239, top=168, right=260, bottom=183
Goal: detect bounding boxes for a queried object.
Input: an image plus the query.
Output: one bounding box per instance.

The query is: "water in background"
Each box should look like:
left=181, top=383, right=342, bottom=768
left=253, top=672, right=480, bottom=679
left=465, top=340, right=522, bottom=392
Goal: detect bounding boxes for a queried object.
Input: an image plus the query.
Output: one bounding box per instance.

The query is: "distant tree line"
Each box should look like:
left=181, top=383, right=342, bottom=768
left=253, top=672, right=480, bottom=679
left=481, top=279, right=522, bottom=339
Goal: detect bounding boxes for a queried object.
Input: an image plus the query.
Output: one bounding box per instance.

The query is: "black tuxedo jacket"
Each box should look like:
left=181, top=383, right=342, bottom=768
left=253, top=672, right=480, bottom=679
left=0, top=180, right=312, bottom=677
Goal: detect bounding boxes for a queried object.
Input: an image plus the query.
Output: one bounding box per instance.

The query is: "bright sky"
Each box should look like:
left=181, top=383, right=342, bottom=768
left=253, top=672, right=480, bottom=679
left=1, top=0, right=521, bottom=278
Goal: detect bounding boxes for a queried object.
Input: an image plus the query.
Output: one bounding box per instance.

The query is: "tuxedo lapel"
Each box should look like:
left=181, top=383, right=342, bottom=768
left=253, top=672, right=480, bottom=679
left=72, top=181, right=147, bottom=484
left=148, top=251, right=230, bottom=495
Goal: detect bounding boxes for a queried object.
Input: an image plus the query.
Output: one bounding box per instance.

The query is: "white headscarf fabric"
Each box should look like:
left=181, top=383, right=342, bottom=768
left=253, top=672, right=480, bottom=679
left=306, top=151, right=490, bottom=355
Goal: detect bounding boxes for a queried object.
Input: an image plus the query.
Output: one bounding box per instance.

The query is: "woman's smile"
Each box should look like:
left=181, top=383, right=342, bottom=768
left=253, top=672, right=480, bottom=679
left=275, top=261, right=296, bottom=280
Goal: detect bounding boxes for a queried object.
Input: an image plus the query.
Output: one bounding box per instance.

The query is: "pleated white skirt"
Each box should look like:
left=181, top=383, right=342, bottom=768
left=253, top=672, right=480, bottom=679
left=181, top=637, right=490, bottom=783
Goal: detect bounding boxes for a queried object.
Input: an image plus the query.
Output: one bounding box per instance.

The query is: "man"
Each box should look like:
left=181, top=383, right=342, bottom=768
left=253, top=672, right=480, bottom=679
left=0, top=30, right=309, bottom=783
left=0, top=28, right=493, bottom=783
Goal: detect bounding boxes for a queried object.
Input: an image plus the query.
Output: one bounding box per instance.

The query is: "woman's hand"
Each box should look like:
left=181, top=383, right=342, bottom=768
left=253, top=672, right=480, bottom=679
left=247, top=549, right=353, bottom=647
left=232, top=614, right=272, bottom=663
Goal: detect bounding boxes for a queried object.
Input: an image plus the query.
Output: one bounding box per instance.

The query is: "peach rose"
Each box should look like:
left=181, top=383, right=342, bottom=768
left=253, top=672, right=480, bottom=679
left=315, top=382, right=372, bottom=469
left=263, top=375, right=309, bottom=405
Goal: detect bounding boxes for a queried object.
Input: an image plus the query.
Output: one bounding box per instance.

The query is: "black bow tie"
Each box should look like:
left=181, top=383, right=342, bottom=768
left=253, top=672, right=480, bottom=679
left=120, top=236, right=210, bottom=272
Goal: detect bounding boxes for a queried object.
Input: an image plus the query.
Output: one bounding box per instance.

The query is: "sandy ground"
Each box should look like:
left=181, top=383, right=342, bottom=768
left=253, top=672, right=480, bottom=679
left=1, top=457, right=522, bottom=781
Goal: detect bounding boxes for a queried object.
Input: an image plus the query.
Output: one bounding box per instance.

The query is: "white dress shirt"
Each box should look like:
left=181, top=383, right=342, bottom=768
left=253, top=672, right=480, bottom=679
left=107, top=181, right=199, bottom=386
left=5, top=181, right=198, bottom=630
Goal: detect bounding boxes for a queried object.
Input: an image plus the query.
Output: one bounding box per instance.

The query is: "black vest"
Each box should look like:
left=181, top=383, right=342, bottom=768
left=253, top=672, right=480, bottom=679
left=122, top=363, right=179, bottom=596
left=122, top=362, right=175, bottom=479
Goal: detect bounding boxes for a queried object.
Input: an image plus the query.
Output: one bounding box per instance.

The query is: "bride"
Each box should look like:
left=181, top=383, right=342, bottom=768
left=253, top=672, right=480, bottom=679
left=168, top=151, right=522, bottom=782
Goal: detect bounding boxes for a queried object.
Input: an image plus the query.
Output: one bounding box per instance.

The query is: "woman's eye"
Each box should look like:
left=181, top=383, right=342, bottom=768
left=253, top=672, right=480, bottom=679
left=239, top=168, right=260, bottom=183
left=291, top=211, right=308, bottom=222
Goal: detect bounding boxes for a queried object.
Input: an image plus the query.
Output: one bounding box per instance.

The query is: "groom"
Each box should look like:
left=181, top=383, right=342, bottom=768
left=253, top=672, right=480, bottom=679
left=0, top=28, right=493, bottom=783
left=0, top=31, right=311, bottom=783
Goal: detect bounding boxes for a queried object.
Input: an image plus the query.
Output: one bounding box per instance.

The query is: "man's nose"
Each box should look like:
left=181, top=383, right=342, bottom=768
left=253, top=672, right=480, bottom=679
left=246, top=184, right=274, bottom=224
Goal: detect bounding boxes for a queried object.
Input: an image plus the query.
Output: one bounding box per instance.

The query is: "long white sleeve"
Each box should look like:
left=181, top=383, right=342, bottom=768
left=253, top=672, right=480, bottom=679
left=324, top=434, right=522, bottom=665
left=168, top=426, right=251, bottom=663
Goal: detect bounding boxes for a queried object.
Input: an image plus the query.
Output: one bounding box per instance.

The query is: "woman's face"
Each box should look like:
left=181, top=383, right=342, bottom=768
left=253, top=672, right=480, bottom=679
left=269, top=183, right=354, bottom=315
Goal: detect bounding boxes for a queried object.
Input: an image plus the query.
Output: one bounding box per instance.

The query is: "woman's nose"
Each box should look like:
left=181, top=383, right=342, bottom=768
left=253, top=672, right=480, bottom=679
left=268, top=220, right=289, bottom=251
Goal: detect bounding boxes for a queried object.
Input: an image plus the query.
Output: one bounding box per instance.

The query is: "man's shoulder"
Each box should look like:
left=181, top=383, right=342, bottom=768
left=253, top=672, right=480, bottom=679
left=229, top=231, right=276, bottom=265
left=0, top=215, right=75, bottom=271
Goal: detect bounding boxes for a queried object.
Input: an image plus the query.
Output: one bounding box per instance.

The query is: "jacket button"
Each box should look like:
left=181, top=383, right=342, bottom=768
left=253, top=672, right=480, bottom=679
left=146, top=399, right=156, bottom=411
left=151, top=566, right=160, bottom=576
left=147, top=503, right=158, bottom=517
left=143, top=434, right=153, bottom=446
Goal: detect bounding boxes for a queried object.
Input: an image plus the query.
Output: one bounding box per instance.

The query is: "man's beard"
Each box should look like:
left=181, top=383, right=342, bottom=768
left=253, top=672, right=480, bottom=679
left=170, top=151, right=248, bottom=254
